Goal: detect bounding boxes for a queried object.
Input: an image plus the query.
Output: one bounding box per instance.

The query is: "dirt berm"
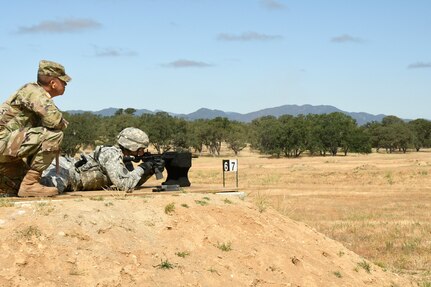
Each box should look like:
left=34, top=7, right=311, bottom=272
left=0, top=191, right=414, bottom=287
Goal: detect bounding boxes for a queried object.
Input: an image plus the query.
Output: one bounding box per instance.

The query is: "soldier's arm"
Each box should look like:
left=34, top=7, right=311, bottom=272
left=20, top=85, right=65, bottom=129
left=98, top=148, right=145, bottom=191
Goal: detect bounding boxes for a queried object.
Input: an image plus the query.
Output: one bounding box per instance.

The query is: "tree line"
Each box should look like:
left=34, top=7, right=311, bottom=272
left=61, top=110, right=431, bottom=157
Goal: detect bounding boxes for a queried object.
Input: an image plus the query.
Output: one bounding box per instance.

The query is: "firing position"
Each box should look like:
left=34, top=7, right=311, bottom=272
left=40, top=127, right=165, bottom=193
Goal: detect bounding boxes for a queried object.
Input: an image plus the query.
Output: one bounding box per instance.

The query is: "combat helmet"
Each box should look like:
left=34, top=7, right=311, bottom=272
left=116, top=127, right=149, bottom=151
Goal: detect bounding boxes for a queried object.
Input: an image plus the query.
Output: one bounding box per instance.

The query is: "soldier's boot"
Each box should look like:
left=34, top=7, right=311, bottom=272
left=0, top=174, right=19, bottom=197
left=18, top=170, right=58, bottom=197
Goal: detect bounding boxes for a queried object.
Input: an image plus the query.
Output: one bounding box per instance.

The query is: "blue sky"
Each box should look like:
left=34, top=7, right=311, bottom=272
left=0, top=0, right=430, bottom=119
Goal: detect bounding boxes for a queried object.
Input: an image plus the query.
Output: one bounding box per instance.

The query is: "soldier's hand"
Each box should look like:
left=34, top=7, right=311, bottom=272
left=138, top=161, right=154, bottom=176
left=54, top=118, right=69, bottom=130
left=153, top=158, right=165, bottom=173
left=62, top=118, right=69, bottom=128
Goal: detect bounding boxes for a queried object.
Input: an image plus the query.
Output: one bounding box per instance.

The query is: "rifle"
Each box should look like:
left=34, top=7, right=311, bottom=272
left=123, top=151, right=192, bottom=187
left=123, top=152, right=164, bottom=180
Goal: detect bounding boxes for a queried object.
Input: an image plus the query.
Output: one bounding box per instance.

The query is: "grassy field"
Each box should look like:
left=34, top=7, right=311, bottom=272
left=187, top=146, right=431, bottom=284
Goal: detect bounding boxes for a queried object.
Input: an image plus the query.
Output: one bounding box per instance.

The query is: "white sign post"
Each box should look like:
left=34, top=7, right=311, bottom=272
left=222, top=159, right=238, bottom=188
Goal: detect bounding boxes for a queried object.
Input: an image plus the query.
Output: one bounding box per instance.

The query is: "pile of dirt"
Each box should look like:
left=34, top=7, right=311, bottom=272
left=0, top=192, right=414, bottom=287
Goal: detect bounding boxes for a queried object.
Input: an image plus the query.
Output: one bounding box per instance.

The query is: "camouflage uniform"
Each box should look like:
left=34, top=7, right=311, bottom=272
left=0, top=60, right=70, bottom=196
left=41, top=128, right=153, bottom=192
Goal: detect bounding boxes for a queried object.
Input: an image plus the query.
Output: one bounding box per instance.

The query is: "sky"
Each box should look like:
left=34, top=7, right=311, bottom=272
left=0, top=0, right=430, bottom=119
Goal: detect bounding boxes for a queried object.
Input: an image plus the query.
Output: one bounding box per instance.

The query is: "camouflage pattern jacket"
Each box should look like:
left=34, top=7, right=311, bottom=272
left=82, top=145, right=146, bottom=191
left=0, top=83, right=66, bottom=149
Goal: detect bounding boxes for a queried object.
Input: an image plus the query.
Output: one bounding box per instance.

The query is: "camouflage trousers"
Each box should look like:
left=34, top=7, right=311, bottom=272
left=41, top=156, right=80, bottom=193
left=0, top=127, right=63, bottom=196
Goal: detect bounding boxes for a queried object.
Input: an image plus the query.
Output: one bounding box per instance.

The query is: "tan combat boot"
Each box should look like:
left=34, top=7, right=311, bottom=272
left=18, top=169, right=58, bottom=197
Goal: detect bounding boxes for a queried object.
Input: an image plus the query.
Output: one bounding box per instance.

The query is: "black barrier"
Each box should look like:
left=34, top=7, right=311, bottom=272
left=162, top=152, right=192, bottom=187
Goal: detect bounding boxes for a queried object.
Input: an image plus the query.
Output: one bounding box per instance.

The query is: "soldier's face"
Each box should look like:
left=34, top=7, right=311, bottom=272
left=49, top=78, right=67, bottom=97
left=123, top=148, right=145, bottom=156
left=136, top=148, right=145, bottom=156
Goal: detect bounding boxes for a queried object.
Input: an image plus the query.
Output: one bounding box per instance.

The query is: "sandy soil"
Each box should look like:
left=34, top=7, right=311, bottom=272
left=0, top=189, right=414, bottom=286
left=2, top=146, right=428, bottom=286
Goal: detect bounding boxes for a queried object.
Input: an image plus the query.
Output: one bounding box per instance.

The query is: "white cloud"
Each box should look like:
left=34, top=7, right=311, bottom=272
left=407, top=62, right=431, bottom=69
left=17, top=18, right=101, bottom=34
left=331, top=34, right=363, bottom=43
left=93, top=46, right=138, bottom=57
left=261, top=0, right=286, bottom=10
left=218, top=31, right=282, bottom=42
left=163, top=59, right=213, bottom=68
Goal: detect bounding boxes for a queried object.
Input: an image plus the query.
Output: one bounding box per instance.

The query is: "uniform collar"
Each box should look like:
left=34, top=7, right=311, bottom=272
left=35, top=82, right=52, bottom=99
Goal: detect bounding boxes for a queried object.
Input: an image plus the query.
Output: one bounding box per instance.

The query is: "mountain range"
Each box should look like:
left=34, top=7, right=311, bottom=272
left=67, top=104, right=390, bottom=126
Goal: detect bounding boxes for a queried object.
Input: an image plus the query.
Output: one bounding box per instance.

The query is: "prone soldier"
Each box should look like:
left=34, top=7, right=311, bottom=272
left=40, top=127, right=165, bottom=193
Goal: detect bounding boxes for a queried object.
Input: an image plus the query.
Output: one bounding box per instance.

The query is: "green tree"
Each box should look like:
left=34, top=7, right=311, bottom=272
left=344, top=126, right=371, bottom=154
left=278, top=115, right=295, bottom=157
left=363, top=121, right=383, bottom=152
left=225, top=121, right=249, bottom=155
left=305, top=114, right=325, bottom=155
left=170, top=117, right=190, bottom=151
left=114, top=108, right=124, bottom=116
left=382, top=115, right=404, bottom=126
left=396, top=123, right=414, bottom=153
left=203, top=117, right=230, bottom=156
left=102, top=113, right=140, bottom=145
left=251, top=116, right=283, bottom=157
left=61, top=112, right=102, bottom=156
left=187, top=119, right=207, bottom=154
left=140, top=112, right=177, bottom=153
left=291, top=115, right=312, bottom=157
left=124, top=108, right=137, bottom=115
left=278, top=115, right=310, bottom=157
left=376, top=116, right=413, bottom=153
left=305, top=113, right=358, bottom=156
left=408, top=119, right=431, bottom=151
left=326, top=113, right=357, bottom=156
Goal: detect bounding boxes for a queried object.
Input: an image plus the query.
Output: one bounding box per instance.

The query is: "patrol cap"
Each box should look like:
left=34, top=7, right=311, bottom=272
left=117, top=127, right=149, bottom=151
left=38, top=60, right=71, bottom=82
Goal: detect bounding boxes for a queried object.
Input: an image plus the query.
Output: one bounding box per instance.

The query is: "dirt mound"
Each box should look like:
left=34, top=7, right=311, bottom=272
left=0, top=192, right=414, bottom=287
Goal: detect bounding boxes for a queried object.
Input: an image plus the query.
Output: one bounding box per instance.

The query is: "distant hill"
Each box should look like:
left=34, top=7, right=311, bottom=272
left=67, top=104, right=388, bottom=125
left=66, top=107, right=153, bottom=117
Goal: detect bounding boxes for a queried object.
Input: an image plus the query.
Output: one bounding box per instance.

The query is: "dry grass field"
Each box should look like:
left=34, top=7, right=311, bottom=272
left=1, top=145, right=429, bottom=286
left=188, top=146, right=431, bottom=284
